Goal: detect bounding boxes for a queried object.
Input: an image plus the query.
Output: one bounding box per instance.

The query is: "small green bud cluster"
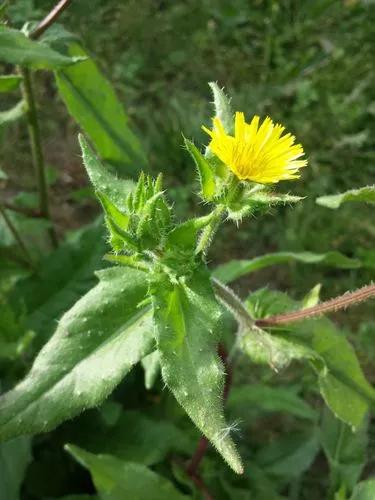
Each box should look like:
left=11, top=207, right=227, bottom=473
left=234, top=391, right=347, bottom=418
left=98, top=172, right=172, bottom=254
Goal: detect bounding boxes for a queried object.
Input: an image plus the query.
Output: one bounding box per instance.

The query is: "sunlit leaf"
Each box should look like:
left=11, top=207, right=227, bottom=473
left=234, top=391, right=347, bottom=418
left=152, top=266, right=243, bottom=473
left=56, top=43, right=146, bottom=173
left=0, top=267, right=153, bottom=442
left=184, top=138, right=216, bottom=200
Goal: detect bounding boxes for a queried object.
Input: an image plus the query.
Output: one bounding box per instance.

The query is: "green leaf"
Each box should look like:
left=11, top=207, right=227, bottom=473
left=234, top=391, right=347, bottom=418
left=11, top=220, right=107, bottom=345
left=184, top=138, right=216, bottom=200
left=0, top=100, right=25, bottom=126
left=321, top=408, right=368, bottom=493
left=240, top=324, right=318, bottom=372
left=0, top=74, right=22, bottom=93
left=214, top=251, right=361, bottom=284
left=74, top=410, right=193, bottom=466
left=0, top=267, right=153, bottom=442
left=56, top=43, right=146, bottom=173
left=316, top=186, right=375, bottom=209
left=0, top=436, right=32, bottom=500
left=244, top=289, right=375, bottom=429
left=350, top=479, right=375, bottom=500
left=255, top=430, right=320, bottom=481
left=96, top=192, right=130, bottom=229
left=152, top=266, right=243, bottom=473
left=228, top=383, right=317, bottom=421
left=79, top=135, right=134, bottom=209
left=0, top=26, right=82, bottom=69
left=208, top=82, right=233, bottom=133
left=65, top=445, right=187, bottom=500
left=141, top=351, right=160, bottom=390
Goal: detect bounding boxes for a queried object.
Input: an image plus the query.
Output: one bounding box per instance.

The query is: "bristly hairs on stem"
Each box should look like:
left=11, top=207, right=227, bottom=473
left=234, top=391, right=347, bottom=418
left=256, top=283, right=375, bottom=327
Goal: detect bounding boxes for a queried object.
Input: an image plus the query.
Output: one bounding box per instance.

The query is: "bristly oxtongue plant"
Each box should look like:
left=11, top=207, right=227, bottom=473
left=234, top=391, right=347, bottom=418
left=0, top=83, right=374, bottom=477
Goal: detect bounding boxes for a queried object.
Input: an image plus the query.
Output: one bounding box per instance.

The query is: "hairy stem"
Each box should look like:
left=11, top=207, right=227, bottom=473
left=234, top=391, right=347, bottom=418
left=0, top=203, right=34, bottom=268
left=196, top=205, right=226, bottom=255
left=256, top=283, right=375, bottom=327
left=19, top=67, right=58, bottom=248
left=29, top=0, right=74, bottom=39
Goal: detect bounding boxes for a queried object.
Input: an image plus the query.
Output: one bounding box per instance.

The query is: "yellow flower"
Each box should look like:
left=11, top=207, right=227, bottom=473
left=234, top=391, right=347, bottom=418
left=202, top=112, right=307, bottom=184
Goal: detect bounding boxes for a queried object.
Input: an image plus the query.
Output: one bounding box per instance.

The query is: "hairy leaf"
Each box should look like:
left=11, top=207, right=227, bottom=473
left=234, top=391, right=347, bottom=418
left=244, top=289, right=375, bottom=428
left=316, top=186, right=375, bottom=209
left=79, top=135, right=134, bottom=209
left=56, top=43, right=146, bottom=173
left=214, top=250, right=361, bottom=283
left=152, top=267, right=243, bottom=473
left=0, top=267, right=153, bottom=442
left=0, top=26, right=82, bottom=69
left=184, top=138, right=216, bottom=200
left=208, top=82, right=233, bottom=133
left=65, top=445, right=187, bottom=500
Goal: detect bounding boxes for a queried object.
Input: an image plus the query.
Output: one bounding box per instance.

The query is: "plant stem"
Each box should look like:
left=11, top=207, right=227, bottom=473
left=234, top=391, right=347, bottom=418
left=196, top=205, right=226, bottom=255
left=1, top=201, right=42, bottom=218
left=19, top=67, right=58, bottom=248
left=212, top=277, right=255, bottom=328
left=256, top=283, right=375, bottom=327
left=186, top=344, right=233, bottom=485
left=0, top=203, right=34, bottom=268
left=29, top=0, right=74, bottom=40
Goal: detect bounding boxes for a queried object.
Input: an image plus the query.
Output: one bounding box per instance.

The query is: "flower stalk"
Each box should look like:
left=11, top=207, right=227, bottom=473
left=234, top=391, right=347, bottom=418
left=19, top=66, right=58, bottom=248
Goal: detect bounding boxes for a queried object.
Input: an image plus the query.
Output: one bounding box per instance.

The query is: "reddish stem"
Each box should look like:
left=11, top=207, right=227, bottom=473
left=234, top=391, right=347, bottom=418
left=256, top=283, right=375, bottom=327
left=30, top=0, right=73, bottom=40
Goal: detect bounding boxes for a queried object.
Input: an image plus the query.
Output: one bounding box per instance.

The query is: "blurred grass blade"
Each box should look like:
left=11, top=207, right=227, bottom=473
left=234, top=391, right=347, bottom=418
left=0, top=26, right=83, bottom=69
left=0, top=100, right=25, bottom=126
left=56, top=44, right=147, bottom=174
left=214, top=251, right=361, bottom=283
left=0, top=75, right=23, bottom=93
left=316, top=186, right=375, bottom=209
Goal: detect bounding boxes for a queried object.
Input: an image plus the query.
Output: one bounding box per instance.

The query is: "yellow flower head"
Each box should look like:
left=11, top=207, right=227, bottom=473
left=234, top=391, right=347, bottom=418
left=202, top=112, right=307, bottom=184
